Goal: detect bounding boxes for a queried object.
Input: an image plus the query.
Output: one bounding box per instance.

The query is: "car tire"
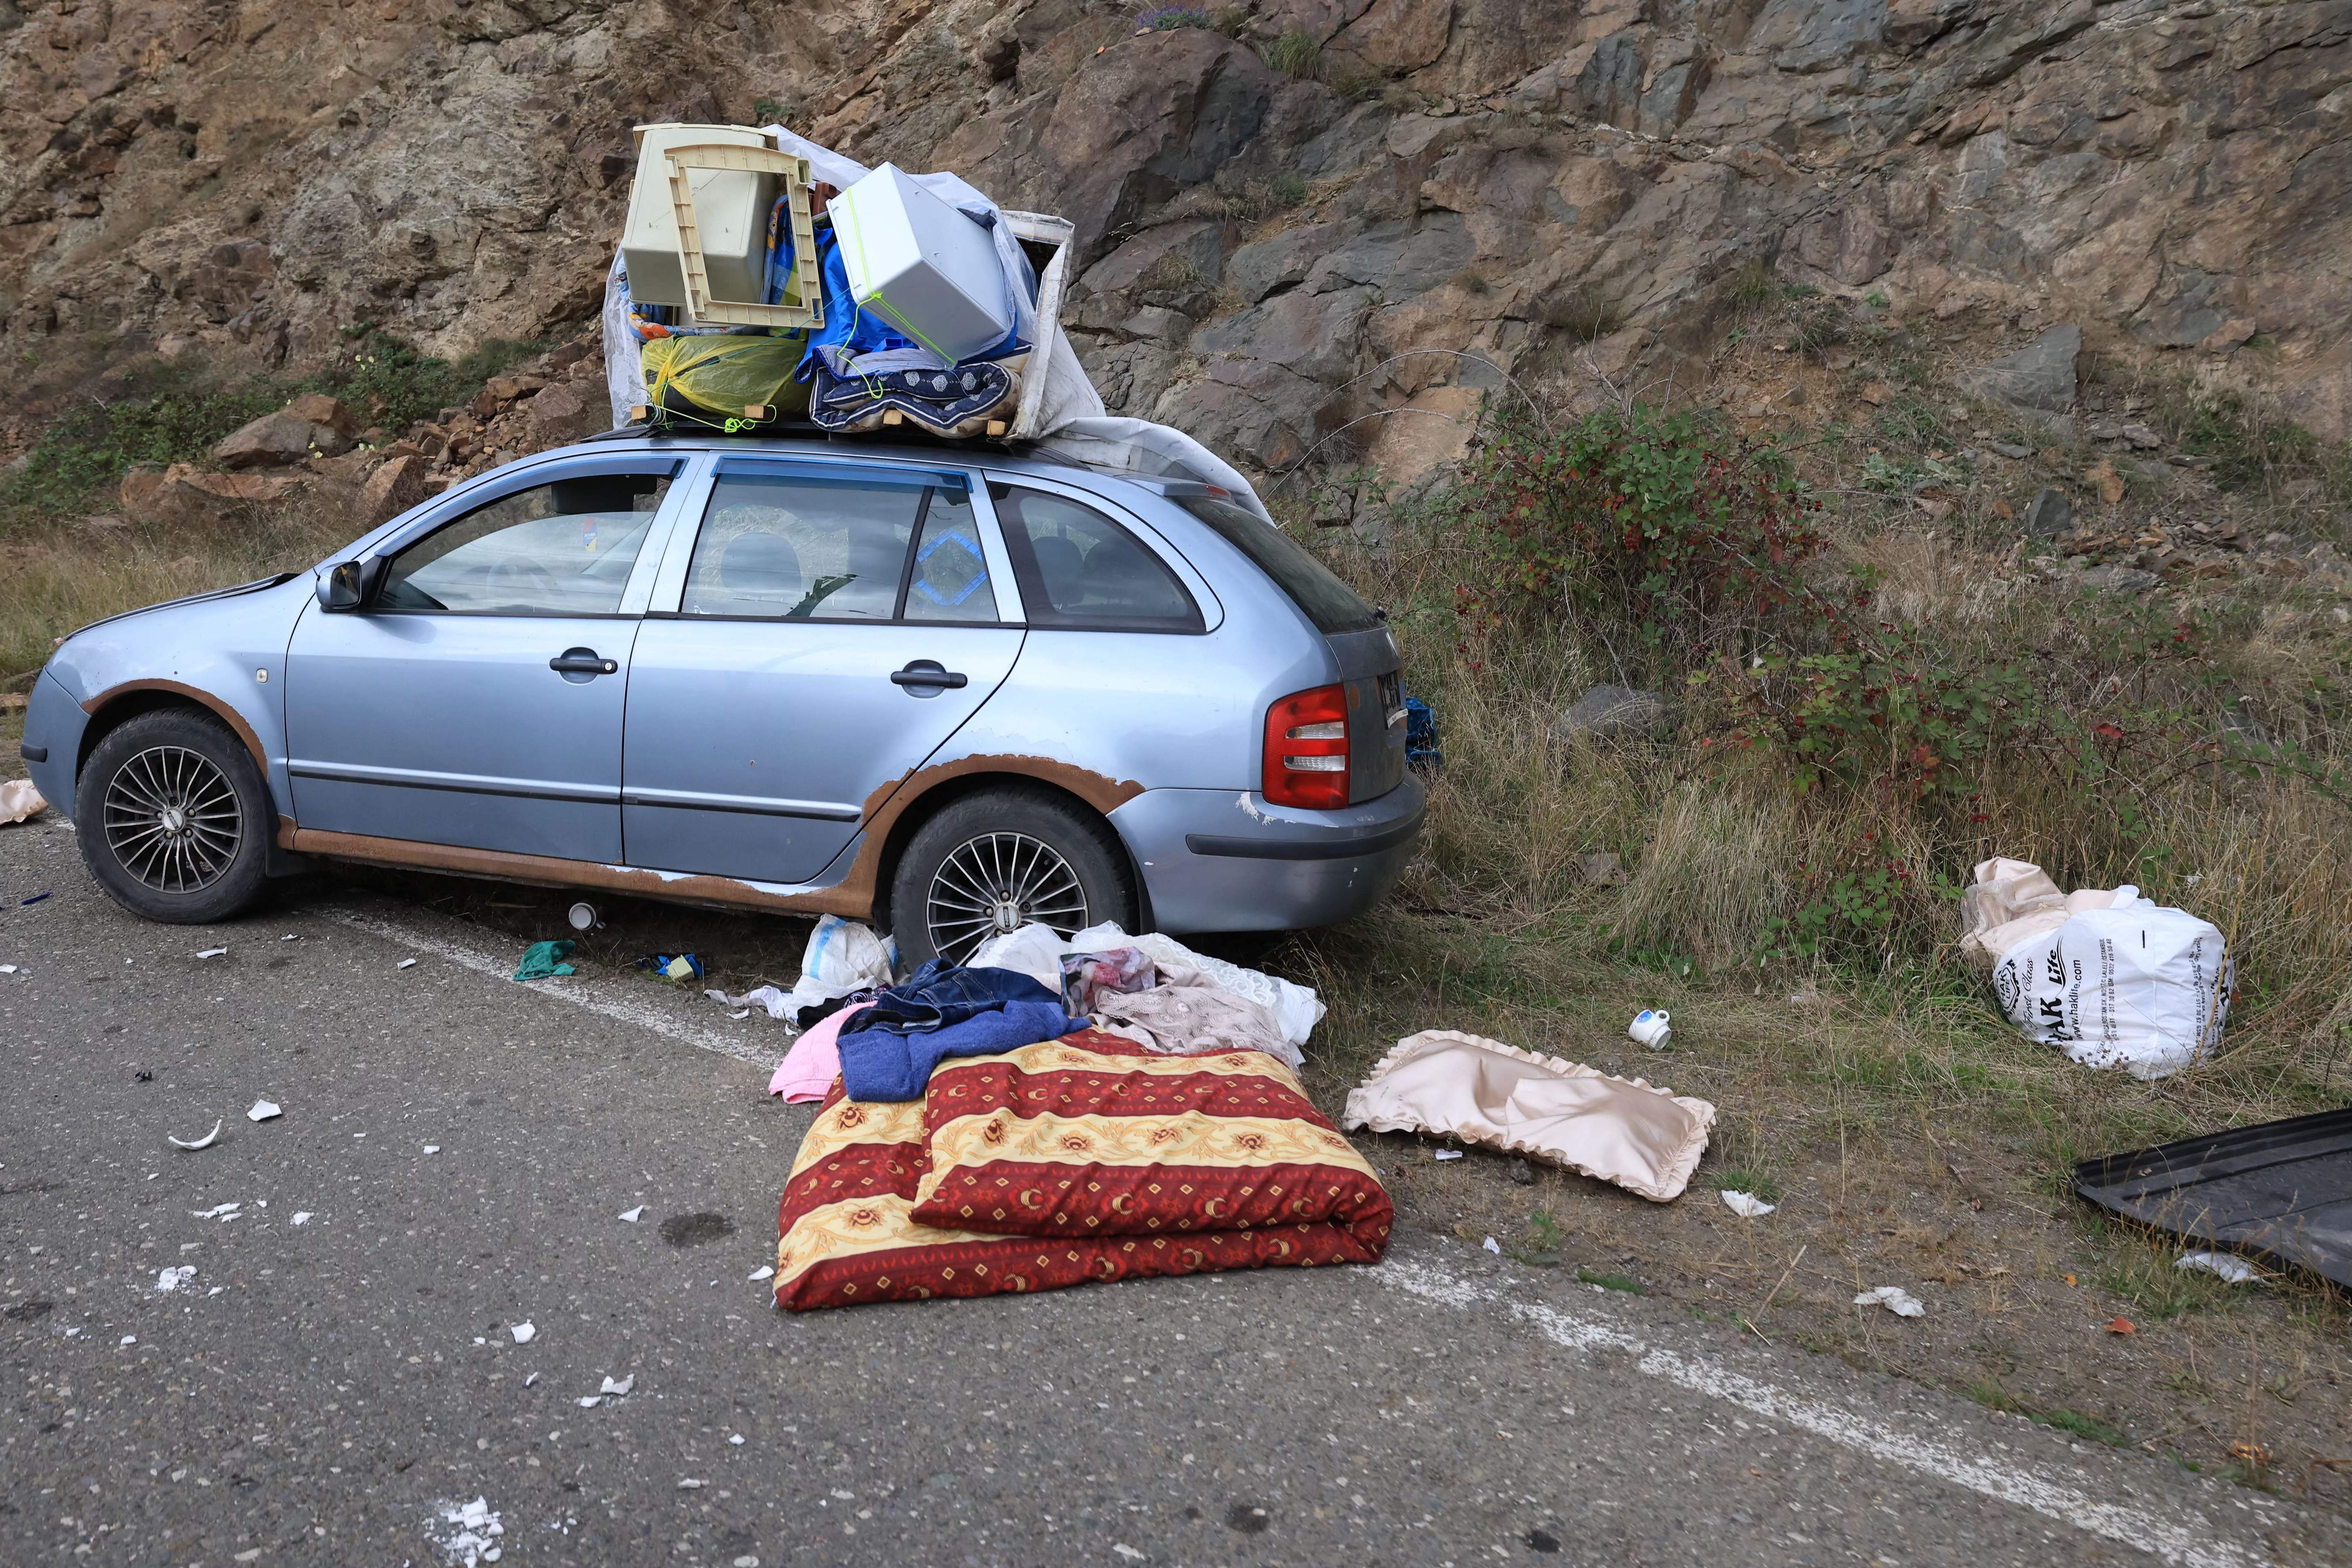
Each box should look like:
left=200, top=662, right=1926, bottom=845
left=888, top=785, right=1138, bottom=969
left=75, top=707, right=274, bottom=925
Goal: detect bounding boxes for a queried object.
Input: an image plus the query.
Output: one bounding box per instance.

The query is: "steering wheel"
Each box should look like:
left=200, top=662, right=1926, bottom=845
left=485, top=557, right=562, bottom=606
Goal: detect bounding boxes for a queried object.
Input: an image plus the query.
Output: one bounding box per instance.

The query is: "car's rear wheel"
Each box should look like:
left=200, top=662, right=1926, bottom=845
left=76, top=708, right=273, bottom=924
left=888, top=786, right=1137, bottom=968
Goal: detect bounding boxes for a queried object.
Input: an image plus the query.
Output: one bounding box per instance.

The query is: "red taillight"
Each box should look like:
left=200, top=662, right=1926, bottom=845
left=1263, top=683, right=1350, bottom=809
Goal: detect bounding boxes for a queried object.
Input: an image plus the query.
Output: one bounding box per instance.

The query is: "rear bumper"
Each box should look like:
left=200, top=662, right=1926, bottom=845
left=1109, top=775, right=1425, bottom=935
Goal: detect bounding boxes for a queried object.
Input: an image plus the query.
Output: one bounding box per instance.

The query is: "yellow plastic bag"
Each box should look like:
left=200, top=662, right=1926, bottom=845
left=641, top=333, right=810, bottom=427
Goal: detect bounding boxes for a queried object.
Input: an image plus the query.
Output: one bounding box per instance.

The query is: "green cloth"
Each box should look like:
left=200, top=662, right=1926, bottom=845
left=514, top=940, right=577, bottom=981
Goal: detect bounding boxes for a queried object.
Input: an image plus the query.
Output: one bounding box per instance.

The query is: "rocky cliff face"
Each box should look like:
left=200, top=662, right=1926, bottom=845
left=2, top=0, right=2346, bottom=468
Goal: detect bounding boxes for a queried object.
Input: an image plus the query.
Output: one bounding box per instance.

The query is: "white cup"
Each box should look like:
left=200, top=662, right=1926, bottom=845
left=1628, top=1008, right=1672, bottom=1049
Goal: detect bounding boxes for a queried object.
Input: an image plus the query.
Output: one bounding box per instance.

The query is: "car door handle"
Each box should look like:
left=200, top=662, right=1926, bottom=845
left=890, top=660, right=968, bottom=693
left=549, top=649, right=619, bottom=676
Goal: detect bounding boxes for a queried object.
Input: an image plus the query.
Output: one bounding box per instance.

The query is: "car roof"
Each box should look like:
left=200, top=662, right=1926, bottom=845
left=570, top=428, right=1180, bottom=505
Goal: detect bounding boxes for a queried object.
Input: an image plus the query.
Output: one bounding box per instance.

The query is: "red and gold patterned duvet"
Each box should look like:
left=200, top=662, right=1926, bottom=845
left=773, top=1029, right=1393, bottom=1311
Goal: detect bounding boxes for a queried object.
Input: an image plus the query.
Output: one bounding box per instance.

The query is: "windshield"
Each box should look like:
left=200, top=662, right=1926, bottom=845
left=1176, top=497, right=1381, bottom=634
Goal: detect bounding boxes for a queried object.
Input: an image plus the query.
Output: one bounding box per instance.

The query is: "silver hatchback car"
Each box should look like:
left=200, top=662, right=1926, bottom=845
left=20, top=433, right=1424, bottom=963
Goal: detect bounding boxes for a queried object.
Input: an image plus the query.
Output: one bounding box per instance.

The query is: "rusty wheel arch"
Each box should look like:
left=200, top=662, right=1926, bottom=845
left=863, top=763, right=1152, bottom=939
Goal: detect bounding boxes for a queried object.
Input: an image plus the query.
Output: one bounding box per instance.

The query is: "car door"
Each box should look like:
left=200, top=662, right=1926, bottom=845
left=284, top=456, right=687, bottom=865
left=622, top=456, right=1023, bottom=885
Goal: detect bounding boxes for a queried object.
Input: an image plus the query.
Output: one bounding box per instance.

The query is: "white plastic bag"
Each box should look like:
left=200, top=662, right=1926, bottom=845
left=1987, top=902, right=2232, bottom=1080
left=1957, top=856, right=2138, bottom=970
left=785, top=915, right=897, bottom=1016
left=966, top=922, right=1069, bottom=993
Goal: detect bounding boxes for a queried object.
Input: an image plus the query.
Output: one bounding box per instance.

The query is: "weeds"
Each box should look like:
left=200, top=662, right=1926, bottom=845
left=1267, top=25, right=1320, bottom=78
left=1706, top=1168, right=1784, bottom=1203
left=1576, top=1268, right=1648, bottom=1294
left=1135, top=4, right=1216, bottom=30
left=0, top=330, right=540, bottom=540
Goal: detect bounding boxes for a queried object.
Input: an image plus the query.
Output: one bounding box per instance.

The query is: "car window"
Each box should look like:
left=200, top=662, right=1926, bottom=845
left=378, top=470, right=671, bottom=614
left=1176, top=495, right=1381, bottom=634
left=990, top=484, right=1201, bottom=633
left=901, top=490, right=999, bottom=623
left=682, top=471, right=975, bottom=622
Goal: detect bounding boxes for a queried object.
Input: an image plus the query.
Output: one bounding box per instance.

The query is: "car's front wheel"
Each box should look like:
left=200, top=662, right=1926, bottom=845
left=76, top=707, right=273, bottom=924
left=888, top=785, right=1138, bottom=968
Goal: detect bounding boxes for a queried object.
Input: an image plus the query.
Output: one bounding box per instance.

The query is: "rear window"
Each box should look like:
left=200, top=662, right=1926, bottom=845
left=1177, top=497, right=1381, bottom=634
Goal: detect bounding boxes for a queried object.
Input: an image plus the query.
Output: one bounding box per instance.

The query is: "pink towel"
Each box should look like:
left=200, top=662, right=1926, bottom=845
left=767, top=1003, right=870, bottom=1102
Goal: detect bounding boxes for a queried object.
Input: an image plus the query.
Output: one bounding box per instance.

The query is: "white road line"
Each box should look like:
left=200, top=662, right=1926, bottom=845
left=1375, top=1259, right=2272, bottom=1568
left=328, top=905, right=785, bottom=1070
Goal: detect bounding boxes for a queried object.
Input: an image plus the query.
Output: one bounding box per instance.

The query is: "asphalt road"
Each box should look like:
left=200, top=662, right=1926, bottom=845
left=2, top=815, right=2342, bottom=1568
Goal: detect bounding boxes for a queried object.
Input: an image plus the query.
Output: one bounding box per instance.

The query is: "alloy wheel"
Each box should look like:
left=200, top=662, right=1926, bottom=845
left=101, top=744, right=244, bottom=894
left=925, top=830, right=1090, bottom=963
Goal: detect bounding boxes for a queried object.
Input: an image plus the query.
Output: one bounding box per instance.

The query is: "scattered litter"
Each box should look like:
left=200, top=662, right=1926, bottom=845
left=1721, top=1191, right=1777, bottom=1218
left=748, top=1265, right=774, bottom=1281
left=510, top=1321, right=536, bottom=1344
left=715, top=985, right=793, bottom=1021
left=423, top=1145, right=441, bottom=1155
left=1628, top=1008, right=1672, bottom=1049
left=1482, top=1236, right=1501, bottom=1254
left=168, top=1119, right=224, bottom=1151
left=1113, top=1546, right=1145, bottom=1562
left=619, top=1206, right=646, bottom=1223
left=577, top=1396, right=601, bottom=1409
left=398, top=958, right=418, bottom=969
left=291, top=1212, right=313, bottom=1226
left=195, top=947, right=228, bottom=960
left=677, top=1478, right=707, bottom=1490
left=20, top=890, right=52, bottom=904
left=2073, top=1108, right=2351, bottom=1289
left=2104, top=1316, right=2137, bottom=1335
left=524, top=1372, right=540, bottom=1387
left=0, top=965, right=16, bottom=974
left=1348, top=1031, right=1716, bottom=1202
left=1432, top=1149, right=1464, bottom=1162
left=2176, top=1250, right=2258, bottom=1284
left=154, top=1265, right=196, bottom=1293
left=1960, top=857, right=2230, bottom=1079
left=512, top=940, right=577, bottom=982
left=729, top=1009, right=751, bottom=1021
left=599, top=1374, right=635, bottom=1397
left=637, top=952, right=704, bottom=983
left=121, top=1335, right=136, bottom=1345
left=425, top=1496, right=504, bottom=1568
left=281, top=934, right=301, bottom=942
left=1853, top=1286, right=1927, bottom=1318
left=0, top=779, right=48, bottom=824
left=247, top=1099, right=281, bottom=1122
left=567, top=901, right=601, bottom=932
left=729, top=1433, right=745, bottom=1445
left=191, top=1202, right=242, bottom=1220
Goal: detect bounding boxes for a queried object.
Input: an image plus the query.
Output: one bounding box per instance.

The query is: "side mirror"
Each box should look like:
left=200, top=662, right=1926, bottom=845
left=317, top=561, right=367, bottom=612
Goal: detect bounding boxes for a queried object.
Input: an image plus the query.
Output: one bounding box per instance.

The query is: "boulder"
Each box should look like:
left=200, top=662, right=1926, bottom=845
left=526, top=383, right=592, bottom=438
left=121, top=464, right=304, bottom=529
left=279, top=393, right=358, bottom=436
left=1961, top=325, right=2081, bottom=413
left=211, top=409, right=355, bottom=469
left=361, top=455, right=432, bottom=523
left=1558, top=685, right=1679, bottom=742
left=2022, top=487, right=2073, bottom=538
